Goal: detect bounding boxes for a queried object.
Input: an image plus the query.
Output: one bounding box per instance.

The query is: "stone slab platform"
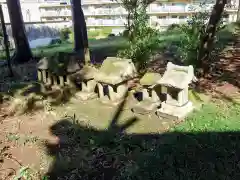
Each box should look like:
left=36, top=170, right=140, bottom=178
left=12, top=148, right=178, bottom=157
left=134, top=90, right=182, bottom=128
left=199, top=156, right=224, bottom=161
left=54, top=97, right=182, bottom=134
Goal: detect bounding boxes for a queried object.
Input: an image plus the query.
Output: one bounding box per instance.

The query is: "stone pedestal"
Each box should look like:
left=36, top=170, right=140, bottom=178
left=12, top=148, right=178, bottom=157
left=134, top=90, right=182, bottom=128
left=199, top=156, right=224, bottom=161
left=132, top=85, right=162, bottom=114
left=75, top=79, right=98, bottom=101
left=37, top=70, right=48, bottom=83
left=97, top=83, right=128, bottom=105
left=156, top=101, right=193, bottom=120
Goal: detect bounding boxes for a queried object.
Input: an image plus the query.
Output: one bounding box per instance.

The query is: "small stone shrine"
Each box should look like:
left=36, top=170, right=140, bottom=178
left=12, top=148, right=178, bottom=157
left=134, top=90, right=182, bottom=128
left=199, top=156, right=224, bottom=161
left=94, top=57, right=137, bottom=105
left=132, top=72, right=162, bottom=114
left=70, top=65, right=99, bottom=100
left=156, top=62, right=195, bottom=120
left=37, top=52, right=82, bottom=87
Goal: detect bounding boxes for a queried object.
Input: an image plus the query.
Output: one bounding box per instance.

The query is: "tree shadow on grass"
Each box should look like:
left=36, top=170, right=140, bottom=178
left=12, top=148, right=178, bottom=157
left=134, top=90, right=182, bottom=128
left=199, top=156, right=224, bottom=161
left=45, top=91, right=240, bottom=180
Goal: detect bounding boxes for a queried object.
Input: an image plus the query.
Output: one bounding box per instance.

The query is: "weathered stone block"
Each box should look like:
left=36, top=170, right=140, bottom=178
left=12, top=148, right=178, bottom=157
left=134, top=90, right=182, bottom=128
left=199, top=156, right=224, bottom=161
left=156, top=101, right=194, bottom=120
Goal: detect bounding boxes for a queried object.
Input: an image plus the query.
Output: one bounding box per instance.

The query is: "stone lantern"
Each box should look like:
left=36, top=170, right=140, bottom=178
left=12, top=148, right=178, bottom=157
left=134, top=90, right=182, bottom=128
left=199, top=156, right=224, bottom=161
left=37, top=52, right=82, bottom=87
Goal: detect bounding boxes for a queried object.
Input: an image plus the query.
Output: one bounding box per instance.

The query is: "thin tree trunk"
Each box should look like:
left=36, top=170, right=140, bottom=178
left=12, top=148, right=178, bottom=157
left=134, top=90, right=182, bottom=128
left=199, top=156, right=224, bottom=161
left=71, top=0, right=88, bottom=52
left=197, top=0, right=227, bottom=75
left=6, top=0, right=32, bottom=64
left=0, top=4, right=13, bottom=76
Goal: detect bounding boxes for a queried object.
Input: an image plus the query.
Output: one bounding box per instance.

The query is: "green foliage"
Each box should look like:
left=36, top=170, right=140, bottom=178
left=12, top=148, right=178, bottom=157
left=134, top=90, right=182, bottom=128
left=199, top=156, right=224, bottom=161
left=118, top=6, right=160, bottom=70
left=67, top=27, right=113, bottom=42
left=175, top=3, right=224, bottom=67
left=174, top=101, right=240, bottom=132
left=60, top=27, right=71, bottom=42
left=167, top=23, right=180, bottom=31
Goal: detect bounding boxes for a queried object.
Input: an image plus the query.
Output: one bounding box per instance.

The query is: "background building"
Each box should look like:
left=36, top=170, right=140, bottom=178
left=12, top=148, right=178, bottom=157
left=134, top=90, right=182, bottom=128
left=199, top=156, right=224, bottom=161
left=0, top=0, right=238, bottom=37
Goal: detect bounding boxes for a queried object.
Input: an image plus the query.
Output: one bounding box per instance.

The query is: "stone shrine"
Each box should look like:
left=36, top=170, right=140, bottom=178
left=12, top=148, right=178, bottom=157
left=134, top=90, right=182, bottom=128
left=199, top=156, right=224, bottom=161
left=69, top=65, right=99, bottom=101
left=37, top=52, right=82, bottom=87
left=94, top=57, right=137, bottom=105
left=132, top=72, right=162, bottom=114
left=156, top=62, right=195, bottom=120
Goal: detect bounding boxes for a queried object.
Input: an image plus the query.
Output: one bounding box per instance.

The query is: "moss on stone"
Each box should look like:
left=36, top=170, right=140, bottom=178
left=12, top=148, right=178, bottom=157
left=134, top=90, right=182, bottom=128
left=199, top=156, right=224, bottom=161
left=100, top=58, right=123, bottom=75
left=140, top=73, right=162, bottom=86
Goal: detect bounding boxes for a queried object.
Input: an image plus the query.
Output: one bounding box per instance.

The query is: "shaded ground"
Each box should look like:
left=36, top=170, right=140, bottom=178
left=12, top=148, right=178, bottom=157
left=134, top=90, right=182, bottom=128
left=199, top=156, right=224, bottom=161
left=0, top=98, right=239, bottom=179
left=196, top=30, right=240, bottom=93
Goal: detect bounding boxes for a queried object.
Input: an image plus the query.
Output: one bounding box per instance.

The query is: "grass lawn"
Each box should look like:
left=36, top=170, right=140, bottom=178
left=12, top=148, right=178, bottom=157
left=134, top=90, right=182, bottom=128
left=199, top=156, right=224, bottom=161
left=174, top=101, right=240, bottom=132
left=0, top=36, right=128, bottom=60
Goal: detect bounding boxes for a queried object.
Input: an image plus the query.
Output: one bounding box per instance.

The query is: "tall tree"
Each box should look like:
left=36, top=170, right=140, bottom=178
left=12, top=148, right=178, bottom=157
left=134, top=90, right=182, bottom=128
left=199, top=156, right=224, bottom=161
left=70, top=0, right=88, bottom=53
left=197, top=0, right=227, bottom=75
left=7, top=0, right=32, bottom=64
left=113, top=0, right=154, bottom=39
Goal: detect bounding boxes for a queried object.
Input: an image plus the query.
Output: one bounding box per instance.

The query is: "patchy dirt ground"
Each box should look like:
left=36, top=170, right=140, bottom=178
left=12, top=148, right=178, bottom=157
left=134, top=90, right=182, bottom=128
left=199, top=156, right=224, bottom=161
left=0, top=109, right=57, bottom=179
left=0, top=94, right=183, bottom=179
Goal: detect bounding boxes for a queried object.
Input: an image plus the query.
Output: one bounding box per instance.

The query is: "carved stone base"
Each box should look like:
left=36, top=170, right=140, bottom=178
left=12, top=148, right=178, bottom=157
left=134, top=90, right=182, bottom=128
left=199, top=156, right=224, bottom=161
left=75, top=91, right=98, bottom=101
left=97, top=83, right=128, bottom=105
left=156, top=101, right=193, bottom=120
left=132, top=100, right=161, bottom=115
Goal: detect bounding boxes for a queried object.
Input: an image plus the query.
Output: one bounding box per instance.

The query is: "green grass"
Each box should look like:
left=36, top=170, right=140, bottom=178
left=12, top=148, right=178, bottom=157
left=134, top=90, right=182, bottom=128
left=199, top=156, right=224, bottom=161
left=174, top=101, right=240, bottom=132
left=0, top=36, right=128, bottom=60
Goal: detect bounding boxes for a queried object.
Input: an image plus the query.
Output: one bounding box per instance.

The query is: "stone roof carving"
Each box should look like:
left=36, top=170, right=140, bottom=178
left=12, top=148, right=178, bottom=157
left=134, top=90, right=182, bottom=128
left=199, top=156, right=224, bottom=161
left=157, top=62, right=195, bottom=89
left=94, top=57, right=137, bottom=85
left=140, top=72, right=162, bottom=86
left=72, top=65, right=98, bottom=81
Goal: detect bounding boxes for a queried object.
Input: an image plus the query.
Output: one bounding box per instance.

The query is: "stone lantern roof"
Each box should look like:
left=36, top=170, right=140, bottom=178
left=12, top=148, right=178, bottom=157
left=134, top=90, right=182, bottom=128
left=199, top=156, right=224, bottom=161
left=140, top=72, right=162, bottom=86
left=94, top=57, right=137, bottom=85
left=157, top=62, right=195, bottom=90
left=37, top=57, right=49, bottom=70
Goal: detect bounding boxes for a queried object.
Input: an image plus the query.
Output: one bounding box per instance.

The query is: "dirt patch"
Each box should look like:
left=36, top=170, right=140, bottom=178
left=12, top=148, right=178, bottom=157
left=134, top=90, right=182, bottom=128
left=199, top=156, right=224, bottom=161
left=0, top=111, right=58, bottom=179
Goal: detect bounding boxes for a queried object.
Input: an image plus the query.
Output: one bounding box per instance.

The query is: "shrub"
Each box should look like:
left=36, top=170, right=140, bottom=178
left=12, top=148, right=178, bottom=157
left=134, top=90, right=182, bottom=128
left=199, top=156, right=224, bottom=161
left=60, top=27, right=71, bottom=42
left=118, top=5, right=161, bottom=71
left=108, top=33, right=115, bottom=37
left=122, top=29, right=129, bottom=38
left=167, top=23, right=180, bottom=31
left=176, top=3, right=225, bottom=68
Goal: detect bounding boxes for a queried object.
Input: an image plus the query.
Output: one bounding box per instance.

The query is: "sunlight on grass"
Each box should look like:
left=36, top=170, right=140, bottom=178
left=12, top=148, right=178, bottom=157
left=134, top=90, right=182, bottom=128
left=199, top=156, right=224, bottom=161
left=173, top=101, right=240, bottom=132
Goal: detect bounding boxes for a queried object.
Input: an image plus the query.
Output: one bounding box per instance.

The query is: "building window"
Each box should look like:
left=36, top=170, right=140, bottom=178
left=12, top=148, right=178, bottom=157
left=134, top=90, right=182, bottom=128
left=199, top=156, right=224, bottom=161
left=158, top=16, right=166, bottom=19
left=179, top=16, right=186, bottom=19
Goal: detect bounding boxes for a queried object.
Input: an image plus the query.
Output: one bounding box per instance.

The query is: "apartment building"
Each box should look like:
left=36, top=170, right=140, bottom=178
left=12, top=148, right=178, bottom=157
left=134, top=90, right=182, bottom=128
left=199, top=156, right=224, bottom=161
left=0, top=0, right=239, bottom=31
left=39, top=0, right=238, bottom=27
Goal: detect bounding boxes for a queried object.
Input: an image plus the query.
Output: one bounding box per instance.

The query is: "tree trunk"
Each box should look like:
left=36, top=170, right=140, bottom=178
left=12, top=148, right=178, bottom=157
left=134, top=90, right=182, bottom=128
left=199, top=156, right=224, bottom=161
left=71, top=0, right=88, bottom=52
left=237, top=1, right=240, bottom=22
left=197, top=0, right=227, bottom=75
left=6, top=0, right=32, bottom=64
left=0, top=4, right=13, bottom=76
